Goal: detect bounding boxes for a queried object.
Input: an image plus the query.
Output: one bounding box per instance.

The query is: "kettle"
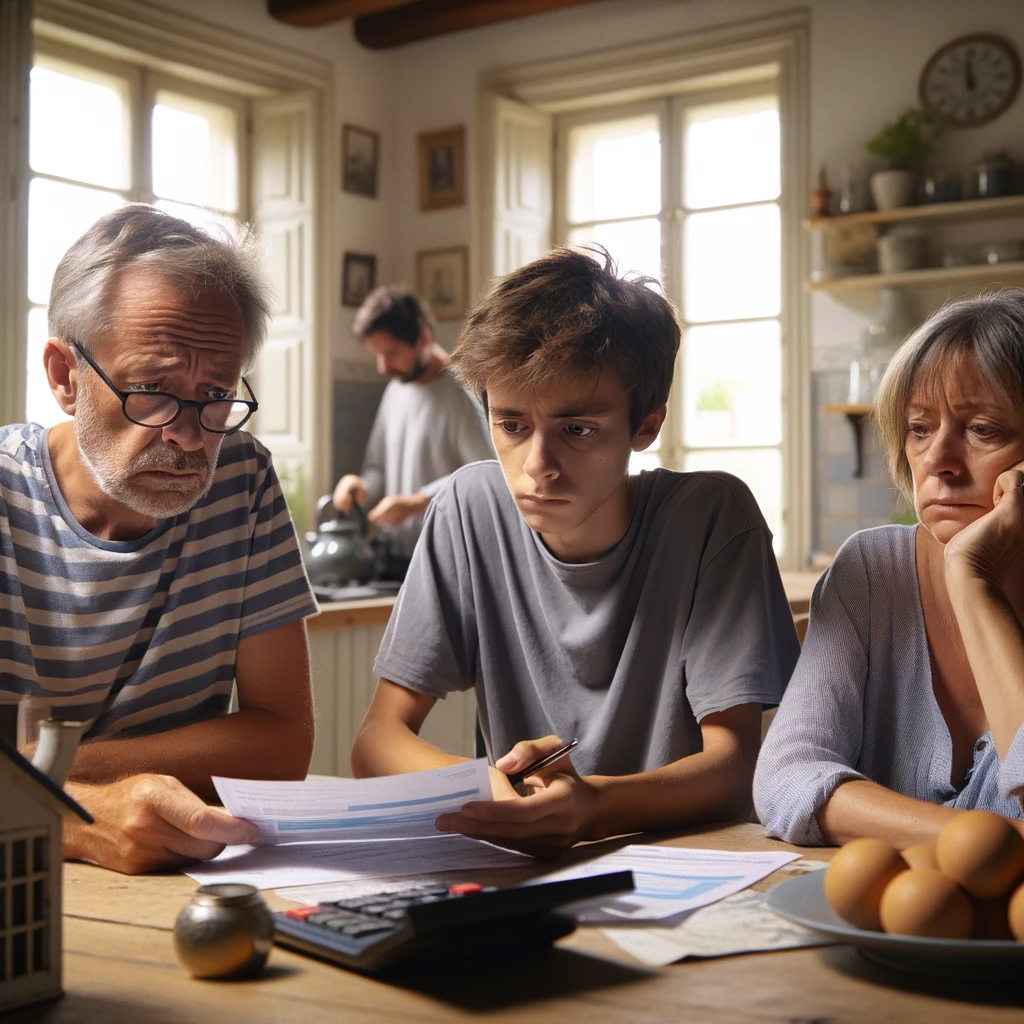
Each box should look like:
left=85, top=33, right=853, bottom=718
left=305, top=494, right=375, bottom=587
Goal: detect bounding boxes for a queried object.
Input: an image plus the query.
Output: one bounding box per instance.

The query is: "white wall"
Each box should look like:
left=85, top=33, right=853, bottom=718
left=143, top=0, right=400, bottom=369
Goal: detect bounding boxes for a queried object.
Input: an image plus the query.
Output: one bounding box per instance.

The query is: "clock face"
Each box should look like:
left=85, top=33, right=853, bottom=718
left=919, top=34, right=1022, bottom=126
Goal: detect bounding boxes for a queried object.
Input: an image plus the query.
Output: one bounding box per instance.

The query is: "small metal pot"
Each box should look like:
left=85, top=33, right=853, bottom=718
left=173, top=883, right=274, bottom=979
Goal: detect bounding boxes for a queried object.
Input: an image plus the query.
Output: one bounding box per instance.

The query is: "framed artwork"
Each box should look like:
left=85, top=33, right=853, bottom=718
left=342, top=124, right=380, bottom=197
left=417, top=246, right=468, bottom=322
left=417, top=125, right=465, bottom=211
left=342, top=252, right=377, bottom=308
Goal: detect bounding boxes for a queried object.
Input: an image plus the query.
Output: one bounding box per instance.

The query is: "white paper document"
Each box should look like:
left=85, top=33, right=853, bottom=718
left=212, top=759, right=491, bottom=843
left=535, top=845, right=799, bottom=923
left=184, top=833, right=530, bottom=890
left=600, top=888, right=833, bottom=966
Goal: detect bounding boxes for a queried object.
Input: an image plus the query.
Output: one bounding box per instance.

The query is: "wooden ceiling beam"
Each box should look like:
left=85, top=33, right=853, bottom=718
left=268, top=0, right=412, bottom=28
left=354, top=0, right=608, bottom=49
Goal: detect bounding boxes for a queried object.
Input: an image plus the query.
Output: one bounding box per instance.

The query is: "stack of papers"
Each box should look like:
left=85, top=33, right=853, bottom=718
left=534, top=845, right=799, bottom=923
left=185, top=760, right=531, bottom=889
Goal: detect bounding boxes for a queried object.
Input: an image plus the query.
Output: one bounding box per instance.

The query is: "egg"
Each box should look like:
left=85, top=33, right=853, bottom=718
left=1008, top=881, right=1024, bottom=941
left=936, top=811, right=1024, bottom=899
left=901, top=843, right=939, bottom=871
left=971, top=896, right=1014, bottom=940
left=824, top=838, right=906, bottom=931
left=879, top=868, right=973, bottom=938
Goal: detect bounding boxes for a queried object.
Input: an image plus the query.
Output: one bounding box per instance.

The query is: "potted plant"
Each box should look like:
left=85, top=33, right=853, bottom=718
left=865, top=108, right=941, bottom=210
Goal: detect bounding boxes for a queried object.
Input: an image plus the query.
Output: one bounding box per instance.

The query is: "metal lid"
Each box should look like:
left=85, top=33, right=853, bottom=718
left=193, top=883, right=262, bottom=907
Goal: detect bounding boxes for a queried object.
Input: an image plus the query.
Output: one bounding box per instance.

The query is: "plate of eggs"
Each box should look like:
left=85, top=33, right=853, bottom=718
left=767, top=810, right=1024, bottom=975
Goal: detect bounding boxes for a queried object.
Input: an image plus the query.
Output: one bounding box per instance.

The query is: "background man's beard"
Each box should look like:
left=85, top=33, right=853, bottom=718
left=74, top=390, right=220, bottom=519
left=400, top=354, right=430, bottom=383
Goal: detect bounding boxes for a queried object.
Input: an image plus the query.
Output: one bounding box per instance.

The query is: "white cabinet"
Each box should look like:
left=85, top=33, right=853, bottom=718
left=307, top=602, right=477, bottom=776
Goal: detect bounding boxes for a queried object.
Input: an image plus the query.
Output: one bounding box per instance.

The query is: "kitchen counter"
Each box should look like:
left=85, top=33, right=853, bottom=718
left=308, top=596, right=395, bottom=630
left=308, top=569, right=823, bottom=632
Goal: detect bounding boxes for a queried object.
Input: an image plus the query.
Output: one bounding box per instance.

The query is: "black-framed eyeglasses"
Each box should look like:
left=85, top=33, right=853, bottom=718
left=70, top=342, right=259, bottom=435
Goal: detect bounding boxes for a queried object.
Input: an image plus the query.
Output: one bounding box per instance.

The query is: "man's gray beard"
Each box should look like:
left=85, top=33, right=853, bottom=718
left=74, top=385, right=221, bottom=520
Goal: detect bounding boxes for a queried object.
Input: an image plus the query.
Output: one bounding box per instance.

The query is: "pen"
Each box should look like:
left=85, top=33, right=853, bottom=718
left=504, top=738, right=579, bottom=788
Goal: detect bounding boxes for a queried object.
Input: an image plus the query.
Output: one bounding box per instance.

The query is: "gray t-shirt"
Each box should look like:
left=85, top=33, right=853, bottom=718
left=753, top=525, right=1024, bottom=846
left=374, top=462, right=799, bottom=776
left=362, top=371, right=493, bottom=557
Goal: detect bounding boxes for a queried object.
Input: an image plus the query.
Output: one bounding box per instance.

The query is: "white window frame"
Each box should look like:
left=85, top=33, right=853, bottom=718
left=476, top=12, right=810, bottom=569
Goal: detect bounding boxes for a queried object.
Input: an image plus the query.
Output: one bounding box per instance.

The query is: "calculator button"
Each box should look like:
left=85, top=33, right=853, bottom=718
left=448, top=883, right=483, bottom=895
left=381, top=909, right=408, bottom=921
left=284, top=906, right=321, bottom=921
left=361, top=904, right=394, bottom=916
left=341, top=921, right=397, bottom=937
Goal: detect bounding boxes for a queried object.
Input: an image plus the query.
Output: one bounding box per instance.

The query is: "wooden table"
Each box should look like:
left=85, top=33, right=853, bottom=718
left=10, top=823, right=1024, bottom=1023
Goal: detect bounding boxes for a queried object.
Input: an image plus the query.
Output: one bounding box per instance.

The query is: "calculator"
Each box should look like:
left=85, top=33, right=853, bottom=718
left=273, top=870, right=634, bottom=974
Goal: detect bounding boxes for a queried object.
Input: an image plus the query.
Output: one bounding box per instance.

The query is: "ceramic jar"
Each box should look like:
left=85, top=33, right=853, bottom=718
left=877, top=231, right=926, bottom=274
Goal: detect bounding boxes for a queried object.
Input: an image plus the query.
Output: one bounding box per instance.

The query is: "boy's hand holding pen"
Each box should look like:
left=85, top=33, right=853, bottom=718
left=500, top=737, right=579, bottom=789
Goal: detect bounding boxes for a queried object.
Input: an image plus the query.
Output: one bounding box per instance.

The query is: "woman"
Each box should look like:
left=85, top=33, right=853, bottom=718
left=754, top=290, right=1024, bottom=846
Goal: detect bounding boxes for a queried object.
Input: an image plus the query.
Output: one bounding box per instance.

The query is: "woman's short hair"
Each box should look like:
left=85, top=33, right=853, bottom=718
left=875, top=289, right=1024, bottom=500
left=48, top=205, right=272, bottom=372
left=451, top=247, right=681, bottom=434
left=352, top=286, right=434, bottom=345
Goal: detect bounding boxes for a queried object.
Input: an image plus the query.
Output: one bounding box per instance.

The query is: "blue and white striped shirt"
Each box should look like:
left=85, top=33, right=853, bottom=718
left=0, top=423, right=317, bottom=738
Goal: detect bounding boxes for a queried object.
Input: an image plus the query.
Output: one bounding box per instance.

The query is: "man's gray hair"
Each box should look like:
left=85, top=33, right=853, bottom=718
left=48, top=205, right=272, bottom=372
left=875, top=289, right=1024, bottom=500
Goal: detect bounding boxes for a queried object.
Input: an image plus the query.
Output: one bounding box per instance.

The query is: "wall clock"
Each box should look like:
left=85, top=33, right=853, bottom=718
left=919, top=34, right=1021, bottom=127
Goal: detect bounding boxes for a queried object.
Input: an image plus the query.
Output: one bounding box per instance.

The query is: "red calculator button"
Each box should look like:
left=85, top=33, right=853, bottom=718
left=285, top=906, right=321, bottom=921
left=448, top=882, right=483, bottom=895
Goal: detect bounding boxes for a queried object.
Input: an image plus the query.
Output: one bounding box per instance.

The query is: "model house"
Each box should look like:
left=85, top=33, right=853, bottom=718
left=0, top=734, right=90, bottom=1013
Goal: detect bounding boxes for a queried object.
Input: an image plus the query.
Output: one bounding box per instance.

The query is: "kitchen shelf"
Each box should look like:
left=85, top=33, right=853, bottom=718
left=807, top=260, right=1024, bottom=294
left=804, top=194, right=1024, bottom=231
left=821, top=404, right=874, bottom=478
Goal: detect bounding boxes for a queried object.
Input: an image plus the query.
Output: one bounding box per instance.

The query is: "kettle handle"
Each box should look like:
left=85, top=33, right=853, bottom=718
left=316, top=492, right=372, bottom=539
left=350, top=499, right=371, bottom=537
left=316, top=493, right=335, bottom=525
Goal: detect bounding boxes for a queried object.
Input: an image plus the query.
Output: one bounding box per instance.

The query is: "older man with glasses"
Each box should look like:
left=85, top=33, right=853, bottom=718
left=0, top=205, right=318, bottom=874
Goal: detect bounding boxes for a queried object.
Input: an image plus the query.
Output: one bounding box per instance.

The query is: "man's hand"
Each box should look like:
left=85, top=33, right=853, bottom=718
left=436, top=736, right=598, bottom=858
left=368, top=492, right=430, bottom=527
left=64, top=775, right=259, bottom=875
left=332, top=474, right=369, bottom=514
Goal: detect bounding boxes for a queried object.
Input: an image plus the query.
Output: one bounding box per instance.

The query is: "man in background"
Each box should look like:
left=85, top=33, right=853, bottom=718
left=332, top=286, right=493, bottom=574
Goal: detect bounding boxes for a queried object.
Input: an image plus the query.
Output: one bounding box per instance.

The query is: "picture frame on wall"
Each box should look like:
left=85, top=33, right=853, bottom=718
left=342, top=124, right=380, bottom=198
left=342, top=252, right=377, bottom=307
left=417, top=125, right=465, bottom=211
left=417, top=246, right=468, bottom=322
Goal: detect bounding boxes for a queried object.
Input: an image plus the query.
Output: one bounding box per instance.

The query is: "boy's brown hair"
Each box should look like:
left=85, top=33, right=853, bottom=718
left=451, top=247, right=681, bottom=433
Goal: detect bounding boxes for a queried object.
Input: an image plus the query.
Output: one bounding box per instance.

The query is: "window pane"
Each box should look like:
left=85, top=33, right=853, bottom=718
left=684, top=447, right=783, bottom=551
left=684, top=100, right=779, bottom=209
left=152, top=92, right=239, bottom=212
left=30, top=65, right=129, bottom=189
left=568, top=218, right=661, bottom=283
left=684, top=204, right=779, bottom=322
left=683, top=320, right=781, bottom=447
left=26, top=308, right=71, bottom=428
left=28, top=178, right=124, bottom=305
left=568, top=114, right=660, bottom=223
left=155, top=199, right=241, bottom=237
left=630, top=450, right=661, bottom=473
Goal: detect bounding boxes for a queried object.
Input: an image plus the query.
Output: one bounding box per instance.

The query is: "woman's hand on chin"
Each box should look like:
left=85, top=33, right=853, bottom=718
left=944, top=461, right=1024, bottom=591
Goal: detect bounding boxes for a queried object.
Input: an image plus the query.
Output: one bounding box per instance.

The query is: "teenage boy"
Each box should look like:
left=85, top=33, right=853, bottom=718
left=352, top=248, right=799, bottom=855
